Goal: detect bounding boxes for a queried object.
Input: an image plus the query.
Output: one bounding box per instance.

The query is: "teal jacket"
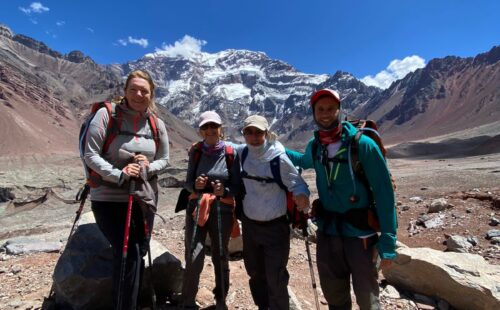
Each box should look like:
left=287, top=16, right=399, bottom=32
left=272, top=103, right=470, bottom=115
left=286, top=121, right=397, bottom=259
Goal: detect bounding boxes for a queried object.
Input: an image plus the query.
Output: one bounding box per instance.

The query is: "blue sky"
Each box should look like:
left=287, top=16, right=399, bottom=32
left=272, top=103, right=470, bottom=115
left=1, top=0, right=499, bottom=88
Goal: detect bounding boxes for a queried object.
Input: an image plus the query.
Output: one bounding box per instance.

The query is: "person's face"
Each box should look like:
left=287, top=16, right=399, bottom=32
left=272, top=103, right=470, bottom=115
left=313, top=97, right=340, bottom=129
left=243, top=126, right=266, bottom=146
left=125, top=77, right=152, bottom=112
left=199, top=122, right=222, bottom=145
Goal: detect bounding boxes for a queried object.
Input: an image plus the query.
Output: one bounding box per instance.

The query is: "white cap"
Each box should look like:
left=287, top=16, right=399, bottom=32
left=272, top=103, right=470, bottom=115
left=198, top=111, right=222, bottom=128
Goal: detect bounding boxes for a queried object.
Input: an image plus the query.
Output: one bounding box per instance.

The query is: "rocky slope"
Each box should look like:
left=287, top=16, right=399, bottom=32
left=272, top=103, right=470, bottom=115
left=356, top=46, right=500, bottom=144
left=0, top=27, right=197, bottom=155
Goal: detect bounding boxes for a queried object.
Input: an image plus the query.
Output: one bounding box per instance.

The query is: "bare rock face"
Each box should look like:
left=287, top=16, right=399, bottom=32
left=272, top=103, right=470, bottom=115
left=52, top=220, right=183, bottom=309
left=383, top=247, right=500, bottom=310
left=13, top=34, right=63, bottom=59
left=64, top=50, right=94, bottom=64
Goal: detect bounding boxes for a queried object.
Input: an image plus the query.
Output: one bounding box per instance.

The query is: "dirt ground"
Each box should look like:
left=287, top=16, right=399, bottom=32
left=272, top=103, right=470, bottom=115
left=0, top=153, right=499, bottom=309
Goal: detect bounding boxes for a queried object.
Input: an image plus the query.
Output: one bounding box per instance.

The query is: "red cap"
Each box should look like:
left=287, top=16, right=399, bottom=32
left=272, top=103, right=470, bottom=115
left=310, top=89, right=341, bottom=106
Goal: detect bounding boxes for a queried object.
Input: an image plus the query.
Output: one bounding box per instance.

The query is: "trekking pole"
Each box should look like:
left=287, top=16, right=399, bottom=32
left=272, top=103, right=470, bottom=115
left=117, top=177, right=135, bottom=310
left=143, top=217, right=157, bottom=310
left=190, top=175, right=205, bottom=263
left=215, top=181, right=226, bottom=306
left=45, top=183, right=90, bottom=301
left=69, top=184, right=90, bottom=241
left=302, top=216, right=320, bottom=310
left=131, top=155, right=157, bottom=310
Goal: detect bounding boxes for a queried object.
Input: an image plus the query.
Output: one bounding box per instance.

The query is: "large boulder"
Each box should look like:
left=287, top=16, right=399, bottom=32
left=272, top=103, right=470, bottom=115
left=383, top=247, right=500, bottom=310
left=52, top=213, right=183, bottom=310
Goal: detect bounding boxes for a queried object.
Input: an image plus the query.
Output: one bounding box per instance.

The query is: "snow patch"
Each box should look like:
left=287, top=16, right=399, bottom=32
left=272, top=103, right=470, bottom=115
left=212, top=83, right=251, bottom=100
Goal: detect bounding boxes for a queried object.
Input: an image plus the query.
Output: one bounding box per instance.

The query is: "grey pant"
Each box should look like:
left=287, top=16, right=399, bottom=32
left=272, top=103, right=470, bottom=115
left=242, top=215, right=290, bottom=310
left=182, top=200, right=234, bottom=307
left=316, top=232, right=380, bottom=310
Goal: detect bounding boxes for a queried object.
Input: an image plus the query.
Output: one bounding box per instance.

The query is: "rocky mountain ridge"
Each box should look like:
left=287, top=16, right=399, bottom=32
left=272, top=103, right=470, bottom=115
left=0, top=22, right=499, bottom=154
left=120, top=48, right=381, bottom=142
left=356, top=45, right=500, bottom=143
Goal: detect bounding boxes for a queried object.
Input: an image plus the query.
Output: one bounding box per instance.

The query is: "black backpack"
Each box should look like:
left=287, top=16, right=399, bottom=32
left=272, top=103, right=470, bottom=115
left=239, top=147, right=307, bottom=229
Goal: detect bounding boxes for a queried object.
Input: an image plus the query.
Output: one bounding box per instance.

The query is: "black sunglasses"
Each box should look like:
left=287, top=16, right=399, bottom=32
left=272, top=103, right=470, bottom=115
left=200, top=123, right=221, bottom=130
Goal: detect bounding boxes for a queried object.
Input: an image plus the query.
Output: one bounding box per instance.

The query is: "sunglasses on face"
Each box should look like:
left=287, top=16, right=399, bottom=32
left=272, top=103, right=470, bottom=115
left=200, top=123, right=221, bottom=130
left=243, top=129, right=265, bottom=136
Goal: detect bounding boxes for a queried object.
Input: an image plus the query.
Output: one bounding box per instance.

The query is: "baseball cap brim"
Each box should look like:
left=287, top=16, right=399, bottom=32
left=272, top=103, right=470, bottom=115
left=310, top=89, right=341, bottom=105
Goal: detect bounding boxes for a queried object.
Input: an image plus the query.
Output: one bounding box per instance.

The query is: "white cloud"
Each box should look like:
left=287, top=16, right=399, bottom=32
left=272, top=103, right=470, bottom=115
left=45, top=30, right=56, bottom=38
left=86, top=27, right=94, bottom=33
left=361, top=55, right=426, bottom=89
left=19, top=2, right=49, bottom=14
left=56, top=21, right=65, bottom=26
left=128, top=36, right=148, bottom=48
left=153, top=35, right=207, bottom=58
left=116, top=36, right=149, bottom=48
left=30, top=18, right=38, bottom=25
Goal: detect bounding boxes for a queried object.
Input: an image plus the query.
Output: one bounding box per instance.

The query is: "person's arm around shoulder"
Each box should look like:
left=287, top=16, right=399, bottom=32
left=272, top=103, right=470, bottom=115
left=147, top=118, right=170, bottom=178
left=225, top=141, right=246, bottom=154
left=358, top=135, right=397, bottom=263
left=285, top=138, right=315, bottom=170
left=279, top=154, right=310, bottom=211
left=227, top=147, right=242, bottom=198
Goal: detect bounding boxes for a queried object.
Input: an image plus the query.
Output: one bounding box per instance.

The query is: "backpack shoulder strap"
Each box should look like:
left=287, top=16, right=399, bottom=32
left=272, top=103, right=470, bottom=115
left=189, top=141, right=204, bottom=181
left=100, top=101, right=120, bottom=154
left=224, top=144, right=234, bottom=178
left=350, top=130, right=363, bottom=175
left=312, top=131, right=320, bottom=164
left=270, top=155, right=287, bottom=192
left=147, top=114, right=160, bottom=153
left=240, top=146, right=249, bottom=167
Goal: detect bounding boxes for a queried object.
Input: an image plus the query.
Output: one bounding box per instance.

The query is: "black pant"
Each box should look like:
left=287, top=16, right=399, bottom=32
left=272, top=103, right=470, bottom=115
left=242, top=214, right=290, bottom=310
left=92, top=200, right=154, bottom=310
left=182, top=199, right=234, bottom=308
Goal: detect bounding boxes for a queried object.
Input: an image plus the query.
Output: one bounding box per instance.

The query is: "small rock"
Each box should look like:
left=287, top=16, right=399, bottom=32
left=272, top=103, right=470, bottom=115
left=489, top=217, right=499, bottom=226
left=428, top=198, right=450, bottom=213
left=409, top=196, right=423, bottom=203
left=446, top=235, right=472, bottom=253
left=466, top=236, right=479, bottom=246
left=490, top=237, right=500, bottom=245
left=401, top=205, right=410, bottom=211
left=421, top=187, right=428, bottom=190
left=486, top=229, right=500, bottom=239
left=0, top=267, right=7, bottom=273
left=381, top=285, right=401, bottom=299
left=418, top=214, right=444, bottom=228
left=11, top=264, right=22, bottom=274
left=466, top=208, right=473, bottom=214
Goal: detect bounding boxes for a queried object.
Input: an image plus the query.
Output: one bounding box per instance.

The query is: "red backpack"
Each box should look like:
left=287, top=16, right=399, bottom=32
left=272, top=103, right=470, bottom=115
left=78, top=101, right=160, bottom=188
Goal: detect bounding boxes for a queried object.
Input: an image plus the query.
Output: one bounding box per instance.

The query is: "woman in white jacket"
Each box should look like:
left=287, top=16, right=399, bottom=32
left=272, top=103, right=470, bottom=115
left=236, top=115, right=310, bottom=310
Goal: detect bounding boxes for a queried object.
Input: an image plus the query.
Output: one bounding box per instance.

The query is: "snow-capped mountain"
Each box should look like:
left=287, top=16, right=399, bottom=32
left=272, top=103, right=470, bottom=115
left=119, top=49, right=380, bottom=141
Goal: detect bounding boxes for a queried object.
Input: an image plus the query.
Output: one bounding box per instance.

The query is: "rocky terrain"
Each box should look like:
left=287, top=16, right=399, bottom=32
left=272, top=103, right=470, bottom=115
left=0, top=147, right=499, bottom=309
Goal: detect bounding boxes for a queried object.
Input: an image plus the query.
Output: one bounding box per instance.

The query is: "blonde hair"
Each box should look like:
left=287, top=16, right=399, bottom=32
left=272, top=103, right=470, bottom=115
left=122, top=70, right=158, bottom=114
left=266, top=131, right=277, bottom=143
